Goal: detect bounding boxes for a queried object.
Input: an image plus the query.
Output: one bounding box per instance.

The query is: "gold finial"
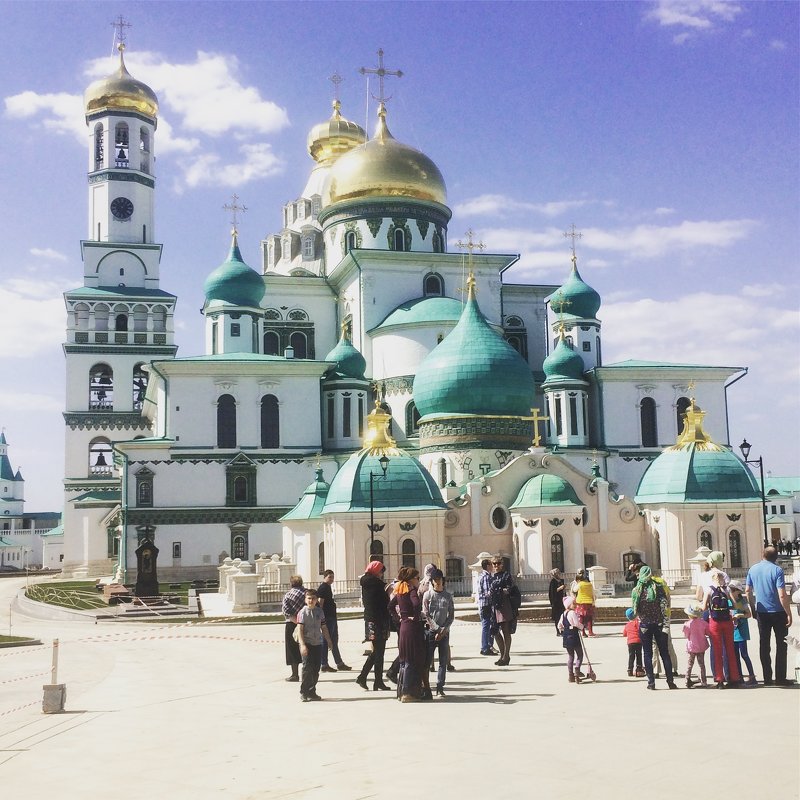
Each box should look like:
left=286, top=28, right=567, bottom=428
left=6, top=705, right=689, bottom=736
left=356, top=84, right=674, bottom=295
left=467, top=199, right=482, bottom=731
left=668, top=400, right=723, bottom=453
left=687, top=380, right=696, bottom=401
left=359, top=48, right=403, bottom=106
left=564, top=224, right=582, bottom=267
left=530, top=407, right=550, bottom=448
left=223, top=193, right=247, bottom=234
left=361, top=401, right=399, bottom=454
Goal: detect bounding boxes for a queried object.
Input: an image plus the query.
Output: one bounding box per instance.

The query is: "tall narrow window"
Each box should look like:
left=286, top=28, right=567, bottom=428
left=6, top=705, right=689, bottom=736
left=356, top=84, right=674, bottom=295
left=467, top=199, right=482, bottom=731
left=405, top=401, right=420, bottom=436
left=152, top=306, right=166, bottom=332
left=89, top=363, right=114, bottom=410
left=554, top=396, right=563, bottom=436
left=139, top=127, right=150, bottom=173
left=342, top=396, right=352, bottom=438
left=115, top=313, right=128, bottom=332
left=263, top=331, right=280, bottom=355
left=358, top=396, right=365, bottom=438
left=729, top=530, right=742, bottom=568
left=423, top=273, right=443, bottom=296
left=94, top=123, right=104, bottom=168
left=327, top=396, right=335, bottom=439
left=700, top=530, right=712, bottom=550
left=569, top=394, right=579, bottom=436
left=438, top=458, right=447, bottom=487
left=401, top=538, right=416, bottom=569
left=231, top=534, right=248, bottom=560
left=217, top=394, right=237, bottom=448
left=89, top=438, right=113, bottom=476
left=393, top=228, right=406, bottom=251
left=233, top=476, right=248, bottom=503
left=133, top=364, right=147, bottom=410
left=676, top=396, right=691, bottom=436
left=345, top=231, right=357, bottom=253
left=211, top=322, right=218, bottom=355
left=640, top=397, right=658, bottom=447
left=551, top=534, right=564, bottom=572
left=369, top=539, right=384, bottom=563
left=290, top=331, right=307, bottom=358
left=318, top=542, right=325, bottom=575
left=114, top=122, right=129, bottom=167
left=260, top=394, right=280, bottom=448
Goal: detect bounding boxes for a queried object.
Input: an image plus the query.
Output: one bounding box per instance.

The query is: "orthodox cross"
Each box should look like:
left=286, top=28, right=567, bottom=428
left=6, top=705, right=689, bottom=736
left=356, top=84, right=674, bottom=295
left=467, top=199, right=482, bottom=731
left=456, top=229, right=485, bottom=297
left=111, top=15, right=132, bottom=50
left=329, top=72, right=343, bottom=102
left=223, top=194, right=247, bottom=232
left=530, top=407, right=550, bottom=448
left=551, top=290, right=569, bottom=318
left=360, top=49, right=403, bottom=103
left=564, top=224, right=582, bottom=262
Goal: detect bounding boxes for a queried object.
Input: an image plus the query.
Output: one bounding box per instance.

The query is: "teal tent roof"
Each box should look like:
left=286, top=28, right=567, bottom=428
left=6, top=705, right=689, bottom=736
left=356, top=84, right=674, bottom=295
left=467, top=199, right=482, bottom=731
left=72, top=490, right=121, bottom=504
left=203, top=233, right=265, bottom=308
left=281, top=468, right=331, bottom=521
left=323, top=450, right=446, bottom=513
left=543, top=336, right=586, bottom=383
left=372, top=296, right=464, bottom=331
left=547, top=259, right=600, bottom=319
left=511, top=474, right=583, bottom=508
left=0, top=453, right=15, bottom=481
left=635, top=446, right=761, bottom=504
left=413, top=283, right=534, bottom=417
left=324, top=330, right=366, bottom=380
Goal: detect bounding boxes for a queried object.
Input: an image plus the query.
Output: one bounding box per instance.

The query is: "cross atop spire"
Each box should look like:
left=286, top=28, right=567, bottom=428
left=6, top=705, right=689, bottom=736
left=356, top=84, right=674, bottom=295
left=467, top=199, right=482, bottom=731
left=456, top=229, right=485, bottom=268
left=359, top=48, right=403, bottom=105
left=329, top=72, right=343, bottom=102
left=551, top=290, right=569, bottom=318
left=564, top=224, right=582, bottom=265
left=223, top=194, right=247, bottom=233
left=111, top=15, right=132, bottom=51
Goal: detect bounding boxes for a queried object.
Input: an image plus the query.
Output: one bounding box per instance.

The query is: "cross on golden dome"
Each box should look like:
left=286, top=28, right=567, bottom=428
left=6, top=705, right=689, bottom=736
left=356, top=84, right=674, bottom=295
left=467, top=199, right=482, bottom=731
left=359, top=48, right=403, bottom=105
left=111, top=15, right=132, bottom=49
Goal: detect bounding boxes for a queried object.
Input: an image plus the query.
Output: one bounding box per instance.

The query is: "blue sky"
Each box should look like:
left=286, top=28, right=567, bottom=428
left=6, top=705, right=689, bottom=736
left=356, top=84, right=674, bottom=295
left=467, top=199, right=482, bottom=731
left=0, top=0, right=797, bottom=510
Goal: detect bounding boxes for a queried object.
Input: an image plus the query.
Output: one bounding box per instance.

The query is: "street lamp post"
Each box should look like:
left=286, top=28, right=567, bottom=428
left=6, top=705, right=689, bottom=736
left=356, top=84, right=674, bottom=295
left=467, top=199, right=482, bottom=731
left=739, top=439, right=769, bottom=547
left=368, top=455, right=390, bottom=557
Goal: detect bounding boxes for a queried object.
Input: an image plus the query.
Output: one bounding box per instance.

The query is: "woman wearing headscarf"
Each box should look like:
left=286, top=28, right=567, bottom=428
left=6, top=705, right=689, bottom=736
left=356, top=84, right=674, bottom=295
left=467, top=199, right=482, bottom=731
left=631, top=566, right=677, bottom=690
left=389, top=566, right=430, bottom=701
left=356, top=560, right=392, bottom=692
left=548, top=568, right=566, bottom=636
left=574, top=570, right=596, bottom=637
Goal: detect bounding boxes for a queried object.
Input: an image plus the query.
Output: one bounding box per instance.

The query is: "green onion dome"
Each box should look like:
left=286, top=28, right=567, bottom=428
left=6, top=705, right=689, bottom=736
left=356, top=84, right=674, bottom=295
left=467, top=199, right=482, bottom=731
left=324, top=326, right=367, bottom=380
left=203, top=232, right=265, bottom=308
left=510, top=474, right=582, bottom=508
left=372, top=296, right=464, bottom=331
left=542, top=333, right=586, bottom=384
left=635, top=401, right=761, bottom=503
left=549, top=257, right=601, bottom=319
left=412, top=277, right=534, bottom=417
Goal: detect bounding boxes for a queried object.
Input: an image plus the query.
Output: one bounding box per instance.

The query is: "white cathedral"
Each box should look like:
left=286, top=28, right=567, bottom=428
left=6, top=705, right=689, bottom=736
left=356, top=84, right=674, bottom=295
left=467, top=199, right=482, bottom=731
left=60, top=44, right=767, bottom=586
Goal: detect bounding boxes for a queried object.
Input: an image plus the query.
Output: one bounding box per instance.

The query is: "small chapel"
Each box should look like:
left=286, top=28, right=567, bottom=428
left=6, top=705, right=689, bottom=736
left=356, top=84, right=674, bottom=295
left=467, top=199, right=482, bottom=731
left=58, top=43, right=766, bottom=585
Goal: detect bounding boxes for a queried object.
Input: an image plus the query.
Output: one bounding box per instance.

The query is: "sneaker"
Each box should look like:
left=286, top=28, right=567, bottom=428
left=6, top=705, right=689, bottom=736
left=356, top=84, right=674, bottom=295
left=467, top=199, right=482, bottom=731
left=301, top=694, right=310, bottom=702
left=285, top=675, right=299, bottom=683
left=715, top=681, right=725, bottom=689
left=646, top=683, right=656, bottom=690
left=435, top=687, right=446, bottom=697
left=320, top=666, right=337, bottom=673
left=307, top=692, right=323, bottom=701
left=336, top=663, right=352, bottom=671
left=400, top=694, right=418, bottom=703
left=745, top=676, right=757, bottom=686
left=667, top=681, right=678, bottom=690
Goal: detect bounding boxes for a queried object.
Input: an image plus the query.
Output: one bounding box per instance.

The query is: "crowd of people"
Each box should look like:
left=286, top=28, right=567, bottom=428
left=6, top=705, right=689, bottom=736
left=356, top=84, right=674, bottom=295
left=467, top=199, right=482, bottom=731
left=280, top=546, right=796, bottom=702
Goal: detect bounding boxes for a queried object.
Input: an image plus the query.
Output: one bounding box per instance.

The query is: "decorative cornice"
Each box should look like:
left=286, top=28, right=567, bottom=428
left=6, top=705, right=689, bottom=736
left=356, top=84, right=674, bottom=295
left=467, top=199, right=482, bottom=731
left=319, top=199, right=451, bottom=229
left=64, top=412, right=151, bottom=432
left=383, top=375, right=414, bottom=396
left=88, top=169, right=155, bottom=189
left=64, top=345, right=176, bottom=356
left=128, top=455, right=308, bottom=465
left=127, top=507, right=290, bottom=526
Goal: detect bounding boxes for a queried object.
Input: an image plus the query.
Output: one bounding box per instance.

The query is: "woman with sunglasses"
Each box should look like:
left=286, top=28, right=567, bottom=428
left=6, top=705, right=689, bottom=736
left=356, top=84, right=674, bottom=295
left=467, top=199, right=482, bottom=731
left=489, top=557, right=515, bottom=666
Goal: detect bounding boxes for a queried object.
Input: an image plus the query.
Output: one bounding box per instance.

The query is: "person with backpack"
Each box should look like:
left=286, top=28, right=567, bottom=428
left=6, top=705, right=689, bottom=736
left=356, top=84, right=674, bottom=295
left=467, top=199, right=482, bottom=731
left=558, top=596, right=585, bottom=683
left=701, top=571, right=742, bottom=688
left=631, top=566, right=677, bottom=690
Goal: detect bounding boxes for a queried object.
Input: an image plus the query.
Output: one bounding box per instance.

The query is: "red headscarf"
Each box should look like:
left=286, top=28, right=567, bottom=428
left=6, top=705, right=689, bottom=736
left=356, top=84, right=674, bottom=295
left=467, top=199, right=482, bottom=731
left=365, top=560, right=385, bottom=576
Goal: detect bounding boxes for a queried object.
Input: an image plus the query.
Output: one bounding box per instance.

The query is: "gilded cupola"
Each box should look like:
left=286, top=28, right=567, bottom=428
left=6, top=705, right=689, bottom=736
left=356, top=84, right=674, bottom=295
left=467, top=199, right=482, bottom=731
left=84, top=44, right=158, bottom=119
left=307, top=100, right=366, bottom=165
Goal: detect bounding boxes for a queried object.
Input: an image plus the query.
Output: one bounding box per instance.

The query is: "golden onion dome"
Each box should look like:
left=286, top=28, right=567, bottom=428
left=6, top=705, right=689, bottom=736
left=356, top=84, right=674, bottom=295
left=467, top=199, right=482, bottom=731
left=307, top=100, right=366, bottom=165
left=322, top=103, right=447, bottom=207
left=84, top=44, right=158, bottom=119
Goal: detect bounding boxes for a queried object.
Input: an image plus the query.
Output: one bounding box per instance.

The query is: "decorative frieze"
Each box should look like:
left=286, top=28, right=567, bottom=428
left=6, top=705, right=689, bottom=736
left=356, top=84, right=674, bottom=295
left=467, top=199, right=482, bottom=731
left=64, top=412, right=150, bottom=432
left=419, top=415, right=532, bottom=452
left=127, top=507, right=290, bottom=526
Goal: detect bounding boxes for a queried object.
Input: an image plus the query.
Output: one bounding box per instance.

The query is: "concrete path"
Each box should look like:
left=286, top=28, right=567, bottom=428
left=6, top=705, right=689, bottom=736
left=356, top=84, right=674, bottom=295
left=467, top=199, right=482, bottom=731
left=1, top=577, right=797, bottom=799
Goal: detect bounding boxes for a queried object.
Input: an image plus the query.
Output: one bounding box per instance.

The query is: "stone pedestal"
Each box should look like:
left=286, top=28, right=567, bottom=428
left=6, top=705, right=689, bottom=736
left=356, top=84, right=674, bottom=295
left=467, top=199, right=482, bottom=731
left=218, top=557, right=234, bottom=593
left=42, top=684, right=66, bottom=713
left=688, top=546, right=712, bottom=590
left=587, top=565, right=608, bottom=593
left=231, top=562, right=259, bottom=612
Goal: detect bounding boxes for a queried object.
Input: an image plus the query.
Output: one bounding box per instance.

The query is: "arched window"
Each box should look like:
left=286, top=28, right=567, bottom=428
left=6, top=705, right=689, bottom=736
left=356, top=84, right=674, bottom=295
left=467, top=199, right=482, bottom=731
left=94, top=304, right=109, bottom=331
left=345, top=231, right=357, bottom=254
left=405, top=401, right=420, bottom=436
left=700, top=530, right=712, bottom=550
left=89, top=438, right=113, bottom=475
left=132, top=305, right=147, bottom=332
left=232, top=534, right=247, bottom=560
left=423, top=273, right=444, bottom=297
left=729, top=530, right=742, bottom=568
left=115, top=313, right=128, bottom=332
left=114, top=122, right=129, bottom=167
left=302, top=236, right=314, bottom=259
left=551, top=534, right=564, bottom=572
left=94, top=123, right=104, bottom=168
left=596, top=335, right=602, bottom=365
left=640, top=397, right=658, bottom=447
left=401, top=538, right=416, bottom=569
left=318, top=542, right=325, bottom=575
left=152, top=306, right=166, bottom=333
left=137, top=480, right=152, bottom=506
left=438, top=458, right=448, bottom=488
left=133, top=364, right=147, bottom=410
left=676, top=396, right=691, bottom=436
left=290, top=331, right=307, bottom=358
left=75, top=304, right=89, bottom=330
left=431, top=229, right=443, bottom=253
left=139, top=127, right=150, bottom=173
left=233, top=476, right=248, bottom=503
left=369, top=539, right=384, bottom=563
left=263, top=331, right=280, bottom=355
left=393, top=228, right=406, bottom=251
left=217, top=394, right=237, bottom=448
left=89, top=363, right=113, bottom=410
left=260, top=395, right=280, bottom=448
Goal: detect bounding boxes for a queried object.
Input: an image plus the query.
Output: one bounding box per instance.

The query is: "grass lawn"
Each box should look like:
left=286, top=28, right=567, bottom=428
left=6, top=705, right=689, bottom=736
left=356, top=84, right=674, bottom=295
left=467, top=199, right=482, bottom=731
left=26, top=580, right=191, bottom=610
left=0, top=634, right=39, bottom=646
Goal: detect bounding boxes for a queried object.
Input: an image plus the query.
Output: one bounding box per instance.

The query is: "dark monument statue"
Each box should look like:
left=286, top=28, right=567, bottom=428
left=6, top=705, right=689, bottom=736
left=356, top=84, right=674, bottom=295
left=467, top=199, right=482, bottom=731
left=134, top=536, right=160, bottom=598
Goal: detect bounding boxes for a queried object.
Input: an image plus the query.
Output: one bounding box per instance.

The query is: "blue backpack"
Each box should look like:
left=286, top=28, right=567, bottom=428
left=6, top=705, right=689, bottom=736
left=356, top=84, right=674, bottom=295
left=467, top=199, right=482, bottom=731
left=709, top=585, right=730, bottom=622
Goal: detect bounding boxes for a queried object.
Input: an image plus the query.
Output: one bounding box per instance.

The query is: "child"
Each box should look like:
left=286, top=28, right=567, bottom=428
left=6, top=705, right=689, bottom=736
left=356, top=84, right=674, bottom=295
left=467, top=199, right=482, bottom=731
left=422, top=568, right=454, bottom=697
left=682, top=603, right=710, bottom=688
left=622, top=608, right=645, bottom=677
left=296, top=589, right=334, bottom=702
left=558, top=596, right=584, bottom=683
left=728, top=580, right=757, bottom=686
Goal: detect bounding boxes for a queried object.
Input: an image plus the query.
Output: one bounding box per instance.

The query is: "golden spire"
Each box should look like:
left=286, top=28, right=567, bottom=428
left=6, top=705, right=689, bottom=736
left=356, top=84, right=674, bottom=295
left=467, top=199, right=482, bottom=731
left=564, top=224, right=582, bottom=269
left=667, top=398, right=723, bottom=452
left=361, top=400, right=400, bottom=455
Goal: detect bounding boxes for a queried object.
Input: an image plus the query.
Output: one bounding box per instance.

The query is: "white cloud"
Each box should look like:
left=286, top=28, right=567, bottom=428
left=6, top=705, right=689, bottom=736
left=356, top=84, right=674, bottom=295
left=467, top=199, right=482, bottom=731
left=454, top=193, right=588, bottom=218
left=0, top=278, right=68, bottom=358
left=4, top=90, right=85, bottom=141
left=769, top=40, right=787, bottom=51
left=180, top=142, right=283, bottom=189
left=30, top=247, right=67, bottom=262
left=646, top=1, right=744, bottom=43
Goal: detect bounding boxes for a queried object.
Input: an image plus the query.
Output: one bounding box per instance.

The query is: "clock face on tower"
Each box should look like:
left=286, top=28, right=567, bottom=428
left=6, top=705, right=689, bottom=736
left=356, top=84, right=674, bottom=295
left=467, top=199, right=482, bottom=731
left=110, top=197, right=134, bottom=220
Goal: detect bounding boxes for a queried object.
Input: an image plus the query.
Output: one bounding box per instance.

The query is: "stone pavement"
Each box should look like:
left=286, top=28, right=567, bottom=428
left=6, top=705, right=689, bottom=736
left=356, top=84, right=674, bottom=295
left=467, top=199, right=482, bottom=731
left=0, top=578, right=798, bottom=799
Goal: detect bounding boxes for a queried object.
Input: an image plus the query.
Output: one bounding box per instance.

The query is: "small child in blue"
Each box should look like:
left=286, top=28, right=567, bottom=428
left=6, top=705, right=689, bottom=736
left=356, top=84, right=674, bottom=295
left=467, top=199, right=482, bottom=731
left=728, top=580, right=757, bottom=686
left=558, top=596, right=585, bottom=683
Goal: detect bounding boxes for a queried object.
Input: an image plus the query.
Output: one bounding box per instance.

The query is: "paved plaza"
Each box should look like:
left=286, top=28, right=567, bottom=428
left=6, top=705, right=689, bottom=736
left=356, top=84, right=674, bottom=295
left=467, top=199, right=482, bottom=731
left=1, top=577, right=798, bottom=799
